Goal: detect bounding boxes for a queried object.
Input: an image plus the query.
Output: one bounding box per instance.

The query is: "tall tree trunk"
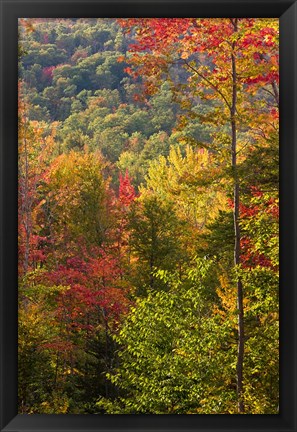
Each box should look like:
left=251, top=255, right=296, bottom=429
left=230, top=18, right=245, bottom=414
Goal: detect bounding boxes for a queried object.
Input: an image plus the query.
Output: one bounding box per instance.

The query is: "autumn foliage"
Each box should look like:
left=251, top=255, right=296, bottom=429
left=18, top=18, right=279, bottom=414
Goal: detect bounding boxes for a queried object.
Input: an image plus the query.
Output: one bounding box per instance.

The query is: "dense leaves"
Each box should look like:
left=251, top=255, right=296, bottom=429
left=18, top=18, right=278, bottom=414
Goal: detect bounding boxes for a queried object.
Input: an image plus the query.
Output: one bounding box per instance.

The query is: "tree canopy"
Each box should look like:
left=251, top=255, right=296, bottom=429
left=18, top=18, right=279, bottom=414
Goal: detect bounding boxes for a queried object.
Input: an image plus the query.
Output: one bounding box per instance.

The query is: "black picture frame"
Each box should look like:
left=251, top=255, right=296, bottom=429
left=1, top=1, right=296, bottom=431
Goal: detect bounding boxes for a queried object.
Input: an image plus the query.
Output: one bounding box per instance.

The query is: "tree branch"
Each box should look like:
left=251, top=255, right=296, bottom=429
left=182, top=59, right=232, bottom=111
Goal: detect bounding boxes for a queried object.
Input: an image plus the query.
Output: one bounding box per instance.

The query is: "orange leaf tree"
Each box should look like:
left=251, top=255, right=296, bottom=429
left=118, top=17, right=278, bottom=413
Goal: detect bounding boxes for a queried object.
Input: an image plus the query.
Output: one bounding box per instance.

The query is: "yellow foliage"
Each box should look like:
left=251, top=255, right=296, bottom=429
left=141, top=145, right=227, bottom=230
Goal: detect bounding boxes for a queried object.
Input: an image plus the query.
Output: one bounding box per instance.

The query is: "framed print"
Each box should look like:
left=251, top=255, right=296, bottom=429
left=0, top=0, right=296, bottom=431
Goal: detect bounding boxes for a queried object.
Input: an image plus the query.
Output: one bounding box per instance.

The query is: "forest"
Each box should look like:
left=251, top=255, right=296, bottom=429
left=18, top=18, right=279, bottom=414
